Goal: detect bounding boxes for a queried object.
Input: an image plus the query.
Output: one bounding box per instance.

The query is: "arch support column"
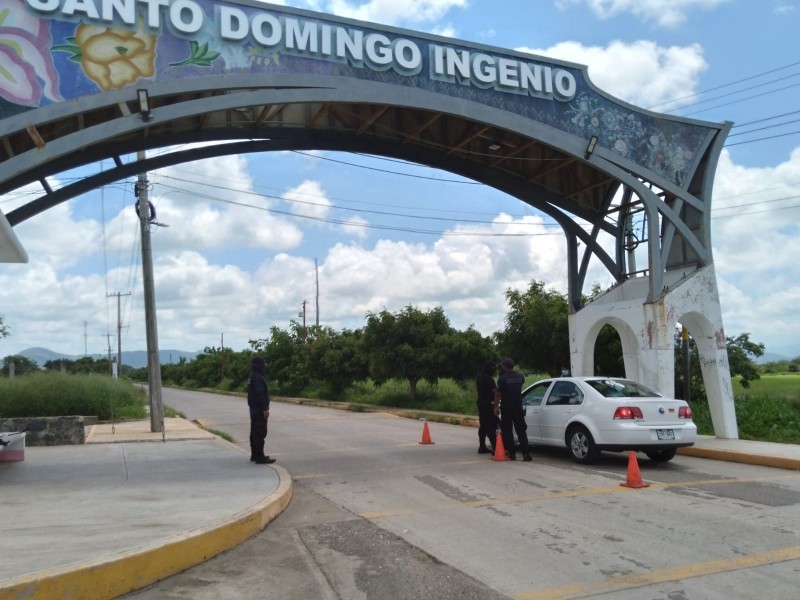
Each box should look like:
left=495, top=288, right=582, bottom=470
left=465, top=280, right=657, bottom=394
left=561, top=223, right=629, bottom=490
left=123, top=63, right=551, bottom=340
left=569, top=265, right=738, bottom=439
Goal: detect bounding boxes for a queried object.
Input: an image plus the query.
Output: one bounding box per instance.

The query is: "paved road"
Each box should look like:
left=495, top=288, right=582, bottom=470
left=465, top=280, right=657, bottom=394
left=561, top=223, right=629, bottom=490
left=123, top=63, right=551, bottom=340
left=128, top=388, right=800, bottom=600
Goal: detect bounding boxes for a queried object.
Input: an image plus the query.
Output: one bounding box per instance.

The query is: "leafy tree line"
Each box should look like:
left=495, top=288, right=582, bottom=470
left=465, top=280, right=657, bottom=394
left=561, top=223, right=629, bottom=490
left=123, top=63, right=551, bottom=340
left=1, top=354, right=134, bottom=378
left=132, top=305, right=494, bottom=403
left=3, top=283, right=769, bottom=404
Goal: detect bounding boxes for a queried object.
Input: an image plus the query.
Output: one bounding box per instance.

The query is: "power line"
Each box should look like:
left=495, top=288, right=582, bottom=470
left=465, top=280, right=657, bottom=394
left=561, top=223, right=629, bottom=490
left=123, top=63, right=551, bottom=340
left=648, top=60, right=800, bottom=110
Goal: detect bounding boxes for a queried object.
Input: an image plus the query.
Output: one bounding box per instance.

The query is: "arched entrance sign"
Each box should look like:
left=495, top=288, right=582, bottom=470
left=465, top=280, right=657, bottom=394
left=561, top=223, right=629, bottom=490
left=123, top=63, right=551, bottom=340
left=0, top=0, right=737, bottom=437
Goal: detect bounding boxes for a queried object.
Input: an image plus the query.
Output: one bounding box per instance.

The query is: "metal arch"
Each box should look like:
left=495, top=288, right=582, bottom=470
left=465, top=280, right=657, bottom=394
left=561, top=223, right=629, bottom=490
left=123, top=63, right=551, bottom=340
left=1, top=82, right=724, bottom=315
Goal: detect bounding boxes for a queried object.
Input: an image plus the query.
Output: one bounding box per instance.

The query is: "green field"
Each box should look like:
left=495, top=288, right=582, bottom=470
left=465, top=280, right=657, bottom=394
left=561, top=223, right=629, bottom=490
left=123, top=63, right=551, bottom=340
left=686, top=373, right=800, bottom=443
left=733, top=373, right=800, bottom=400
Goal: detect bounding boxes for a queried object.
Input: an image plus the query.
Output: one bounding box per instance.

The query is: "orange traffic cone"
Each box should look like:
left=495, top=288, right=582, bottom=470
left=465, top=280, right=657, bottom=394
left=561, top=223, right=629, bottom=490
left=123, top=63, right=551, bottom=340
left=491, top=433, right=510, bottom=462
left=620, top=451, right=650, bottom=488
left=419, top=422, right=435, bottom=445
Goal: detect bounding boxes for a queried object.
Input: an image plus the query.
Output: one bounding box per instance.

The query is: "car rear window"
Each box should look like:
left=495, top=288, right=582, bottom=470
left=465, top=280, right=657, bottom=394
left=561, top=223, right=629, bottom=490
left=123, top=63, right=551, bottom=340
left=586, top=379, right=663, bottom=398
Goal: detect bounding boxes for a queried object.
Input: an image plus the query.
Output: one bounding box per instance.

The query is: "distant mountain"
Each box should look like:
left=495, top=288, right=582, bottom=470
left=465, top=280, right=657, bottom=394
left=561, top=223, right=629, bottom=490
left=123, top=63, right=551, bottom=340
left=764, top=344, right=800, bottom=361
left=13, top=347, right=198, bottom=369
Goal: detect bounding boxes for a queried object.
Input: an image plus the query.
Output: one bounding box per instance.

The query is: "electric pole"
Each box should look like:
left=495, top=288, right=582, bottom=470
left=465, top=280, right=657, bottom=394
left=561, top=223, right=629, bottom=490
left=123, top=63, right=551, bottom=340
left=300, top=300, right=307, bottom=343
left=107, top=292, right=130, bottom=378
left=314, top=258, right=320, bottom=328
left=136, top=151, right=164, bottom=434
left=102, top=333, right=114, bottom=377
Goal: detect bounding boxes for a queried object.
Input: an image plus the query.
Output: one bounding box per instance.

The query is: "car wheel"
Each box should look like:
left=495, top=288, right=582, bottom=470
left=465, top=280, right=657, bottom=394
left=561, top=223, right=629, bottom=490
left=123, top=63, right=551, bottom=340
left=645, top=449, right=676, bottom=463
left=567, top=426, right=599, bottom=464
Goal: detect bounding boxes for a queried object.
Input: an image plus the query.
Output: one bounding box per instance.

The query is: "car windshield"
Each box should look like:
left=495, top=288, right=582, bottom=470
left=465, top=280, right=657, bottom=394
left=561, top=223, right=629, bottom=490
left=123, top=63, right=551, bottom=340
left=585, top=379, right=663, bottom=398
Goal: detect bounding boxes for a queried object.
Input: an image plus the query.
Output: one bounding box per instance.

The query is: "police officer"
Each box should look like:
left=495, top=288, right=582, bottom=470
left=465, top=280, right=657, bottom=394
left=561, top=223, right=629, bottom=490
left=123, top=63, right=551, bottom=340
left=494, top=358, right=532, bottom=461
left=475, top=360, right=498, bottom=454
left=248, top=357, right=276, bottom=464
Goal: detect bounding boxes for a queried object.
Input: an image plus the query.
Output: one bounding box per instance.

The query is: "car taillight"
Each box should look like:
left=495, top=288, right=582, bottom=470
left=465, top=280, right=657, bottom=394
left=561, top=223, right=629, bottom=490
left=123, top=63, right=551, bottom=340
left=613, top=406, right=643, bottom=419
left=679, top=406, right=693, bottom=419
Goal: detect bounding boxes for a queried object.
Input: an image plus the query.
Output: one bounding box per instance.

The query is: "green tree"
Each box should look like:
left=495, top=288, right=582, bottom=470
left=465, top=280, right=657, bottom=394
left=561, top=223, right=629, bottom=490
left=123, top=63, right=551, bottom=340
left=2, top=355, right=39, bottom=376
left=250, top=324, right=309, bottom=394
left=675, top=330, right=765, bottom=400
left=0, top=316, right=8, bottom=339
left=496, top=280, right=569, bottom=374
left=594, top=324, right=624, bottom=376
left=362, top=305, right=454, bottom=403
left=726, top=332, right=765, bottom=388
left=305, top=327, right=368, bottom=397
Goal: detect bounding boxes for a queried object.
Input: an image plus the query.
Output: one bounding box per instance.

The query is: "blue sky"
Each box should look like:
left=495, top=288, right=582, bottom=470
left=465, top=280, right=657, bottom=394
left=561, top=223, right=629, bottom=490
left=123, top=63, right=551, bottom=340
left=2, top=0, right=800, bottom=361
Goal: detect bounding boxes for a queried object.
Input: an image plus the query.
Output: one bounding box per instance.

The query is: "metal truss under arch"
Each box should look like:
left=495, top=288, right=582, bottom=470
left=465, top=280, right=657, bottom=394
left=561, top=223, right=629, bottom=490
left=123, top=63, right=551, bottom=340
left=1, top=80, right=729, bottom=312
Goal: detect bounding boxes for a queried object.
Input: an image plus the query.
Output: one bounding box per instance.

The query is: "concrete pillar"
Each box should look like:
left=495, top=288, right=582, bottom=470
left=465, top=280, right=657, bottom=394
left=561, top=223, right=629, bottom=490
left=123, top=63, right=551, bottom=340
left=569, top=265, right=738, bottom=439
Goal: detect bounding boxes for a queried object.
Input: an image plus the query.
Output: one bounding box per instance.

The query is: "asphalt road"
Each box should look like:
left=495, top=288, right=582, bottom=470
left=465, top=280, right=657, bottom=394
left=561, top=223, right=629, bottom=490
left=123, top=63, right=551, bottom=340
left=126, top=388, right=800, bottom=600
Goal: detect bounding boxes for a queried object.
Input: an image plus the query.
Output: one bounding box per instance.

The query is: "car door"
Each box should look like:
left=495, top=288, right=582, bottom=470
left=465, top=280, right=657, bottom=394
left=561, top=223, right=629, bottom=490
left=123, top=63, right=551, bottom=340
left=540, top=381, right=585, bottom=445
left=521, top=381, right=553, bottom=441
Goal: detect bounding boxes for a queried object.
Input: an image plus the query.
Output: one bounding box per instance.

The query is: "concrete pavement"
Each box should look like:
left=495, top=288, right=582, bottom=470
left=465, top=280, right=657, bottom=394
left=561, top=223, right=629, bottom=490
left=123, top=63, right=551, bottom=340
left=0, top=418, right=292, bottom=600
left=0, top=417, right=798, bottom=600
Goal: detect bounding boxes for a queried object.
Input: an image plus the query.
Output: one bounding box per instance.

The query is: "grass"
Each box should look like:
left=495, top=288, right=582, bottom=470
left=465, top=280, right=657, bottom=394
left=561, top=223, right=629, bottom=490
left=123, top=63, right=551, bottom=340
left=0, top=373, right=147, bottom=421
left=206, top=428, right=234, bottom=442
left=733, top=373, right=800, bottom=400
left=689, top=373, right=800, bottom=443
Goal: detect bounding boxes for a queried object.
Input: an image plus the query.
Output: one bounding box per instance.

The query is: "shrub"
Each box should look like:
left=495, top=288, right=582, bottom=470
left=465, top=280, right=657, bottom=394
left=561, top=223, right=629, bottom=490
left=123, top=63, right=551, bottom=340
left=0, top=372, right=146, bottom=421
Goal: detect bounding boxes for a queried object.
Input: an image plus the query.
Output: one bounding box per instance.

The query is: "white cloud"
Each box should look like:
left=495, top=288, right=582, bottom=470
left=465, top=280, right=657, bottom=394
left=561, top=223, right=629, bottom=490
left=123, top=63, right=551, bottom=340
left=711, top=148, right=800, bottom=347
left=283, top=179, right=332, bottom=220
left=555, top=0, right=731, bottom=27
left=518, top=40, right=707, bottom=108
left=123, top=156, right=305, bottom=252
left=341, top=215, right=370, bottom=238
left=324, top=0, right=468, bottom=25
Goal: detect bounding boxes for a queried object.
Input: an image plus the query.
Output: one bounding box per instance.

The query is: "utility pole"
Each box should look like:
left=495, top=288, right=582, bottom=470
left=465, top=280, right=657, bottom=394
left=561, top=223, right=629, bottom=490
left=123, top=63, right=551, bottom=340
left=107, top=292, right=131, bottom=378
left=136, top=151, right=164, bottom=434
left=220, top=332, right=224, bottom=383
left=84, top=321, right=88, bottom=356
left=299, top=300, right=307, bottom=344
left=314, top=258, right=320, bottom=328
left=102, top=333, right=114, bottom=377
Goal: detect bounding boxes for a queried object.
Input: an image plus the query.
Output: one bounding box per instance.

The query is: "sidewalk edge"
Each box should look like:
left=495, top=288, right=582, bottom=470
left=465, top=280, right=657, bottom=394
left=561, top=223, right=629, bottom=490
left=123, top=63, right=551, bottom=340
left=677, top=447, right=800, bottom=471
left=0, top=464, right=293, bottom=600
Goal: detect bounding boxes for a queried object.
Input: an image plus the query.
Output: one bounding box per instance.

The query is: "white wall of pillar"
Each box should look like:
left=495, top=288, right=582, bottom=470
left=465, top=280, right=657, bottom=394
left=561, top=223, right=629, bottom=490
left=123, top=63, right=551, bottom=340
left=569, top=265, right=738, bottom=439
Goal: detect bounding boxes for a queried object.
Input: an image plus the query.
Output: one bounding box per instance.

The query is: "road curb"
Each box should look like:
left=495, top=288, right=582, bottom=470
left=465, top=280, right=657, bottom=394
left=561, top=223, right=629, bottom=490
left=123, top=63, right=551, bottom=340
left=0, top=463, right=293, bottom=600
left=677, top=447, right=800, bottom=471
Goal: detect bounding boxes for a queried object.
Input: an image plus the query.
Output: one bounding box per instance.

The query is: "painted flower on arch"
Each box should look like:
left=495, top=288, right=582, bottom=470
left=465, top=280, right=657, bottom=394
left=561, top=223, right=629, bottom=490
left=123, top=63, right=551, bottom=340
left=57, top=24, right=156, bottom=91
left=0, top=0, right=62, bottom=106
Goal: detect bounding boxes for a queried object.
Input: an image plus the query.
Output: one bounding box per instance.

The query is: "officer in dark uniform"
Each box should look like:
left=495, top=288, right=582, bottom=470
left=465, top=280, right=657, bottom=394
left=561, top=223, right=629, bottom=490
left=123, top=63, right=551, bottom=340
left=247, top=357, right=276, bottom=464
left=475, top=360, right=498, bottom=454
left=494, top=357, right=531, bottom=461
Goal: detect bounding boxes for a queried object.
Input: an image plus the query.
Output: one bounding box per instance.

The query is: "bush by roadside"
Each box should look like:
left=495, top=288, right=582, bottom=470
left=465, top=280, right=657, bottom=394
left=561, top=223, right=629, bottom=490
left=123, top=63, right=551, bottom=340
left=0, top=372, right=147, bottom=421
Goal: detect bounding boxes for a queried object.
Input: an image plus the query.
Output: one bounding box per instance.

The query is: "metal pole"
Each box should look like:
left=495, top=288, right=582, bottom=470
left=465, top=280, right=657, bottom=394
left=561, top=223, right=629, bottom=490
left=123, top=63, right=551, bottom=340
left=315, top=258, right=320, bottom=328
left=107, top=292, right=130, bottom=378
left=301, top=300, right=307, bottom=343
left=137, top=151, right=164, bottom=434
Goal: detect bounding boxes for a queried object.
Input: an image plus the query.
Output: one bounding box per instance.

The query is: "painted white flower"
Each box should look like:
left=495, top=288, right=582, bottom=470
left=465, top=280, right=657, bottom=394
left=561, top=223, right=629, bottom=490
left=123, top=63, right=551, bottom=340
left=0, top=0, right=62, bottom=106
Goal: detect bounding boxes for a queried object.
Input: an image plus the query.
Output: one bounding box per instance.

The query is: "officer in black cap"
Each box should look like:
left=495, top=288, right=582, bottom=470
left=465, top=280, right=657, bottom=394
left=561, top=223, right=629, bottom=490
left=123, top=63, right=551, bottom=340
left=494, top=358, right=531, bottom=461
left=248, top=357, right=276, bottom=464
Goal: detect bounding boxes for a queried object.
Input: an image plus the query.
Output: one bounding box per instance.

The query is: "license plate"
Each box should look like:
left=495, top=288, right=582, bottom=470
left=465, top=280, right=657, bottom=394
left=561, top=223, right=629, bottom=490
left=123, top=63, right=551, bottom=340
left=656, top=429, right=675, bottom=440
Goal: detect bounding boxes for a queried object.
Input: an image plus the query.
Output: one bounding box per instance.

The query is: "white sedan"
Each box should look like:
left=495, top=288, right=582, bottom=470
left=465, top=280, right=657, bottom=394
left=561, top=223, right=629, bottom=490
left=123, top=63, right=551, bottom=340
left=520, top=377, right=697, bottom=464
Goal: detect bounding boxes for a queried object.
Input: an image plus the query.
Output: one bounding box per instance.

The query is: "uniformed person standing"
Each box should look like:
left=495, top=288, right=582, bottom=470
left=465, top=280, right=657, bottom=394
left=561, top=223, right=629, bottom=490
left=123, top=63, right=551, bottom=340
left=475, top=360, right=498, bottom=454
left=248, top=357, right=276, bottom=464
left=494, top=357, right=532, bottom=461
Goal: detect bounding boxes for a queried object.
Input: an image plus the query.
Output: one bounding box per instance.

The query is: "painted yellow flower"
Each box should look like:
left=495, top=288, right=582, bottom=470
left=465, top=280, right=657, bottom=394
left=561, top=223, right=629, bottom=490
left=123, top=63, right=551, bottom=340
left=74, top=25, right=155, bottom=91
